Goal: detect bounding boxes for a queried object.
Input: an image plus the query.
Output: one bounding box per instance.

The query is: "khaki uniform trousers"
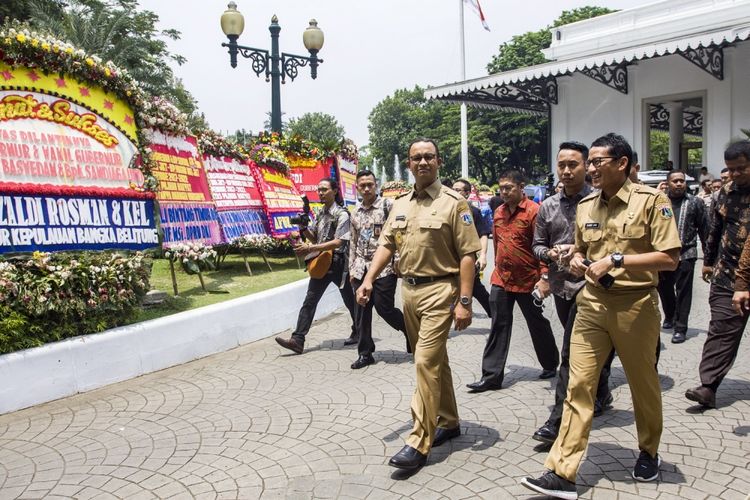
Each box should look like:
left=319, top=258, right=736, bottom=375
left=545, top=284, right=662, bottom=481
left=402, top=278, right=459, bottom=455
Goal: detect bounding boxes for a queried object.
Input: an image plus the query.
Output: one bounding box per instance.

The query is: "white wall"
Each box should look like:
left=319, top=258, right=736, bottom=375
left=551, top=43, right=750, bottom=176
left=0, top=278, right=344, bottom=415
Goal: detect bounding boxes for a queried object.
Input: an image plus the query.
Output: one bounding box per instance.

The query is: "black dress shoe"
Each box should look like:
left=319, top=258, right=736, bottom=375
left=671, top=331, right=686, bottom=344
left=532, top=421, right=559, bottom=444
left=351, top=354, right=375, bottom=369
left=685, top=386, right=716, bottom=408
left=466, top=379, right=503, bottom=393
left=388, top=445, right=427, bottom=470
left=539, top=369, right=557, bottom=379
left=343, top=335, right=359, bottom=346
left=661, top=320, right=674, bottom=330
left=594, top=393, right=613, bottom=417
left=432, top=426, right=461, bottom=447
left=275, top=336, right=303, bottom=354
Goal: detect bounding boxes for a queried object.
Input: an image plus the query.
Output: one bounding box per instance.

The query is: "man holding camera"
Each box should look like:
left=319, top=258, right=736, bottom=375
left=276, top=178, right=357, bottom=354
left=348, top=170, right=409, bottom=369
left=466, top=169, right=559, bottom=394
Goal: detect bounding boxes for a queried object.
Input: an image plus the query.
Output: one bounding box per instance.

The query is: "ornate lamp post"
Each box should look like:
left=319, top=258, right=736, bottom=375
left=220, top=2, right=324, bottom=134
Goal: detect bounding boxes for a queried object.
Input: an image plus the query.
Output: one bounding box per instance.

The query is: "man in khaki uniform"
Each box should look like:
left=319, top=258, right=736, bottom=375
left=523, top=133, right=681, bottom=500
left=357, top=138, right=480, bottom=471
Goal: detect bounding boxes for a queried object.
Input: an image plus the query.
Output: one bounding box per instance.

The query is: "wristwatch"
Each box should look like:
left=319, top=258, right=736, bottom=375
left=611, top=252, right=624, bottom=269
left=459, top=295, right=472, bottom=307
left=540, top=272, right=549, bottom=281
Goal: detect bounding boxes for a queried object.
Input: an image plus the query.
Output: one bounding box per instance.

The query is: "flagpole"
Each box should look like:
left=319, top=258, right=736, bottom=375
left=459, top=0, right=469, bottom=179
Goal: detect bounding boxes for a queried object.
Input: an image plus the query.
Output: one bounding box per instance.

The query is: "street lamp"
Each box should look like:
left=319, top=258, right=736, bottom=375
left=220, top=1, right=324, bottom=134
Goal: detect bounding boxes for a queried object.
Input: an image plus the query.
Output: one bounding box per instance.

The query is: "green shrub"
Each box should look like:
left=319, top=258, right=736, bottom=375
left=0, top=251, right=151, bottom=355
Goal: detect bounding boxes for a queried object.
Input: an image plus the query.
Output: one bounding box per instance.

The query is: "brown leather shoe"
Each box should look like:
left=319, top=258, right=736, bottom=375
left=685, top=386, right=716, bottom=408
left=275, top=336, right=303, bottom=354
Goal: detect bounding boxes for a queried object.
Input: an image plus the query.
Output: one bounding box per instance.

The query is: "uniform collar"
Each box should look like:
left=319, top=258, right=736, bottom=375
left=561, top=184, right=592, bottom=202
left=357, top=196, right=383, bottom=212
left=501, top=194, right=530, bottom=214
left=601, top=178, right=635, bottom=205
left=411, top=179, right=442, bottom=200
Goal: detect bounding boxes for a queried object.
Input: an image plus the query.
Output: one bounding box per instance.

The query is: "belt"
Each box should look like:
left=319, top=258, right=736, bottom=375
left=402, top=274, right=456, bottom=286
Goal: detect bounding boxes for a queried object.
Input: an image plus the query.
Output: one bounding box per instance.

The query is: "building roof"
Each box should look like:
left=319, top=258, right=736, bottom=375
left=424, top=0, right=750, bottom=114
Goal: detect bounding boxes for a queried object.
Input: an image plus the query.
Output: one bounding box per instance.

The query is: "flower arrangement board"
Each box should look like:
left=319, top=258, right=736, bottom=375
left=144, top=130, right=213, bottom=203
left=159, top=202, right=223, bottom=248
left=288, top=156, right=334, bottom=204
left=0, top=89, right=142, bottom=190
left=202, top=155, right=263, bottom=210
left=0, top=183, right=158, bottom=253
left=250, top=162, right=305, bottom=238
left=336, top=164, right=358, bottom=209
left=217, top=209, right=268, bottom=242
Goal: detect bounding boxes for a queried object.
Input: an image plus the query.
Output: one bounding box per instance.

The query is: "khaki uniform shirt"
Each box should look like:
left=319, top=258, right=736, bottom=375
left=379, top=179, right=481, bottom=277
left=575, top=179, right=681, bottom=290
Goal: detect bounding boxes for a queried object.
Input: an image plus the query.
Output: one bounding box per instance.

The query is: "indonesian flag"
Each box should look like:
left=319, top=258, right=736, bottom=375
left=464, top=0, right=490, bottom=31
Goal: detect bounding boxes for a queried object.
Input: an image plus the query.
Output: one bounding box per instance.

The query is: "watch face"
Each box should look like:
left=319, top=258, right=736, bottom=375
left=460, top=296, right=471, bottom=306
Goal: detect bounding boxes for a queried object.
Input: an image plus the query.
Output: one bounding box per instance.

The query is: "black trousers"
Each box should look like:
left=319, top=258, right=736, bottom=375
left=547, top=294, right=614, bottom=428
left=351, top=275, right=407, bottom=356
left=472, top=272, right=492, bottom=316
left=657, top=258, right=696, bottom=333
left=480, top=285, right=559, bottom=383
left=700, top=285, right=750, bottom=391
left=291, top=262, right=356, bottom=345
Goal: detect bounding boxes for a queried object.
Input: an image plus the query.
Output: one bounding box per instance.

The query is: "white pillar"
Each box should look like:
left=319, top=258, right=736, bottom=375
left=666, top=102, right=683, bottom=169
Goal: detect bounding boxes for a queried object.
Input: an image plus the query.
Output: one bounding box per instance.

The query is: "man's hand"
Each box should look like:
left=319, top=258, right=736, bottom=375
left=586, top=257, right=614, bottom=281
left=569, top=253, right=588, bottom=277
left=356, top=279, right=373, bottom=305
left=702, top=265, right=713, bottom=283
left=732, top=291, right=750, bottom=315
left=477, top=254, right=487, bottom=271
left=294, top=242, right=314, bottom=256
left=534, top=278, right=551, bottom=299
left=453, top=302, right=472, bottom=331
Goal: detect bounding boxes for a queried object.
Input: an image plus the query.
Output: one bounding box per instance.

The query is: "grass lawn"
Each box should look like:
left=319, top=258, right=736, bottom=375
left=134, top=251, right=308, bottom=323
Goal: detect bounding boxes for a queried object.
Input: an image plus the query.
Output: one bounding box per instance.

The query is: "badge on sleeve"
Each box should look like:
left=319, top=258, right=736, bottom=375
left=461, top=212, right=473, bottom=225
left=656, top=195, right=674, bottom=219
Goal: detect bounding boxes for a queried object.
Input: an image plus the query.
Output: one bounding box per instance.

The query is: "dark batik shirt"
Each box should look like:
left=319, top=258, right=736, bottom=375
left=308, top=203, right=350, bottom=262
left=669, top=193, right=709, bottom=261
left=491, top=196, right=548, bottom=293
left=532, top=185, right=593, bottom=300
left=704, top=182, right=750, bottom=291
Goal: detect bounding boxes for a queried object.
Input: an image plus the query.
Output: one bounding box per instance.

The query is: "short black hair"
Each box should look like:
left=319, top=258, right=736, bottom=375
left=558, top=141, right=588, bottom=161
left=453, top=178, right=472, bottom=192
left=667, top=170, right=686, bottom=181
left=407, top=137, right=440, bottom=159
left=498, top=169, right=526, bottom=185
left=356, top=169, right=376, bottom=181
left=700, top=166, right=708, bottom=172
left=724, top=141, right=750, bottom=162
left=590, top=133, right=633, bottom=176
left=721, top=167, right=729, bottom=174
left=632, top=151, right=639, bottom=164
left=320, top=177, right=339, bottom=191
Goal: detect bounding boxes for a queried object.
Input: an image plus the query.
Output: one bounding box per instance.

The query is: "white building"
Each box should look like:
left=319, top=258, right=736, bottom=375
left=425, top=0, right=750, bottom=175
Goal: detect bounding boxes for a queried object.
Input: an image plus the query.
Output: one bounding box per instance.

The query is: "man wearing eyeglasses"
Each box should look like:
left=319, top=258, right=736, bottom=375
left=356, top=138, right=480, bottom=471
left=523, top=133, right=680, bottom=499
left=687, top=140, right=750, bottom=410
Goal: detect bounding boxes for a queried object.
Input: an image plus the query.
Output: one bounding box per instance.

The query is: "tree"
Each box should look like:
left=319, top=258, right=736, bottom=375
left=0, top=0, right=65, bottom=25
left=20, top=0, right=198, bottom=117
left=287, top=112, right=345, bottom=152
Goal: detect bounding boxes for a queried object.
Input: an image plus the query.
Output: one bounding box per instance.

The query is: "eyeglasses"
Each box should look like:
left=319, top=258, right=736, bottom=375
left=497, top=184, right=518, bottom=192
left=409, top=153, right=437, bottom=163
left=585, top=157, right=617, bottom=168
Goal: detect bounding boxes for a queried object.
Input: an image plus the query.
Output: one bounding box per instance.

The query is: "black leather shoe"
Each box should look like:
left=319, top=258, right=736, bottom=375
left=539, top=369, right=557, bottom=379
left=671, top=331, right=686, bottom=344
left=343, top=335, right=359, bottom=346
left=275, top=336, right=303, bottom=354
left=685, top=386, right=716, bottom=408
left=351, top=354, right=375, bottom=370
left=432, top=426, right=461, bottom=447
left=594, top=393, right=613, bottom=417
left=532, top=422, right=558, bottom=444
left=466, top=379, right=503, bottom=393
left=388, top=445, right=427, bottom=470
left=661, top=320, right=674, bottom=330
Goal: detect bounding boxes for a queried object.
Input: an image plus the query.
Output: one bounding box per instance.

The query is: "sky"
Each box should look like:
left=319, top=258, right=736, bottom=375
left=138, top=0, right=648, bottom=147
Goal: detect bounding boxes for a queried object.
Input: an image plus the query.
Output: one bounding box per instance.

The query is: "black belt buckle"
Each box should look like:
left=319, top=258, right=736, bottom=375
left=405, top=276, right=419, bottom=286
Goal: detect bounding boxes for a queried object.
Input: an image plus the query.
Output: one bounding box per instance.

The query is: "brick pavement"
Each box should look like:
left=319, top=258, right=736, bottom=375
left=1, top=269, right=748, bottom=499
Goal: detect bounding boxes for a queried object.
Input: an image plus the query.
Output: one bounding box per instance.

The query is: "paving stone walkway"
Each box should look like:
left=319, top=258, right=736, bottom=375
left=1, top=268, right=748, bottom=499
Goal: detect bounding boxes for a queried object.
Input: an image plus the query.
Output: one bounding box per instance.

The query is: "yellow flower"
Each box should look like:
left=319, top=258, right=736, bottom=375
left=15, top=33, right=26, bottom=43
left=30, top=38, right=39, bottom=47
left=52, top=44, right=59, bottom=52
left=85, top=58, right=94, bottom=67
left=104, top=68, right=111, bottom=77
left=41, top=42, right=50, bottom=51
left=65, top=47, right=73, bottom=54
left=3, top=38, right=10, bottom=45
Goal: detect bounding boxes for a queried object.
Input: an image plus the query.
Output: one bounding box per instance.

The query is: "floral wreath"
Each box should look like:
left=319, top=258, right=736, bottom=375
left=164, top=242, right=217, bottom=275
left=249, top=143, right=289, bottom=174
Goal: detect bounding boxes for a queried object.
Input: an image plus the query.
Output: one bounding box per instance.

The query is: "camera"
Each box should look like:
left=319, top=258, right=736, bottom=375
left=290, top=195, right=311, bottom=228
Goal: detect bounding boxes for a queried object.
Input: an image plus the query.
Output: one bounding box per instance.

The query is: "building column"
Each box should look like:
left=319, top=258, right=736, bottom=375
left=666, top=102, right=683, bottom=169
